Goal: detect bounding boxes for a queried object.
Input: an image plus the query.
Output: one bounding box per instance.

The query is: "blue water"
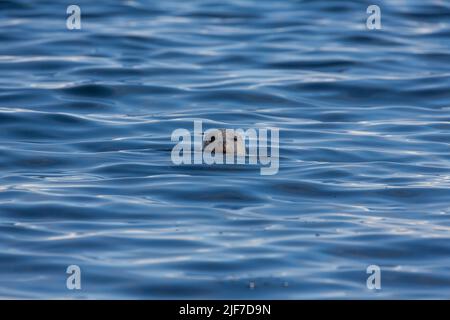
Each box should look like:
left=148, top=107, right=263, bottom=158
left=1, top=0, right=450, bottom=299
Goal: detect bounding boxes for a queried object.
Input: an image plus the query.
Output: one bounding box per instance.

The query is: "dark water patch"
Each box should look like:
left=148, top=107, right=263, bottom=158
left=60, top=84, right=115, bottom=98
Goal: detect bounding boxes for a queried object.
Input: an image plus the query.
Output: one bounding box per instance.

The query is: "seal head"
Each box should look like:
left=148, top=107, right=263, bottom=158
left=203, top=129, right=245, bottom=156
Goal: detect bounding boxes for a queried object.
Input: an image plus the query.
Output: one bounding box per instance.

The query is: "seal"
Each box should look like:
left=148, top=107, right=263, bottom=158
left=203, top=129, right=245, bottom=156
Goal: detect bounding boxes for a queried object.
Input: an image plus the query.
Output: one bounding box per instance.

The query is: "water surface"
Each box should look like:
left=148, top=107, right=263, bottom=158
left=0, top=0, right=450, bottom=299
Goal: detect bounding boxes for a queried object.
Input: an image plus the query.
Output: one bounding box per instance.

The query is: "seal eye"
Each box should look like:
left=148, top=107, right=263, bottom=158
left=210, top=136, right=215, bottom=142
left=234, top=136, right=237, bottom=142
